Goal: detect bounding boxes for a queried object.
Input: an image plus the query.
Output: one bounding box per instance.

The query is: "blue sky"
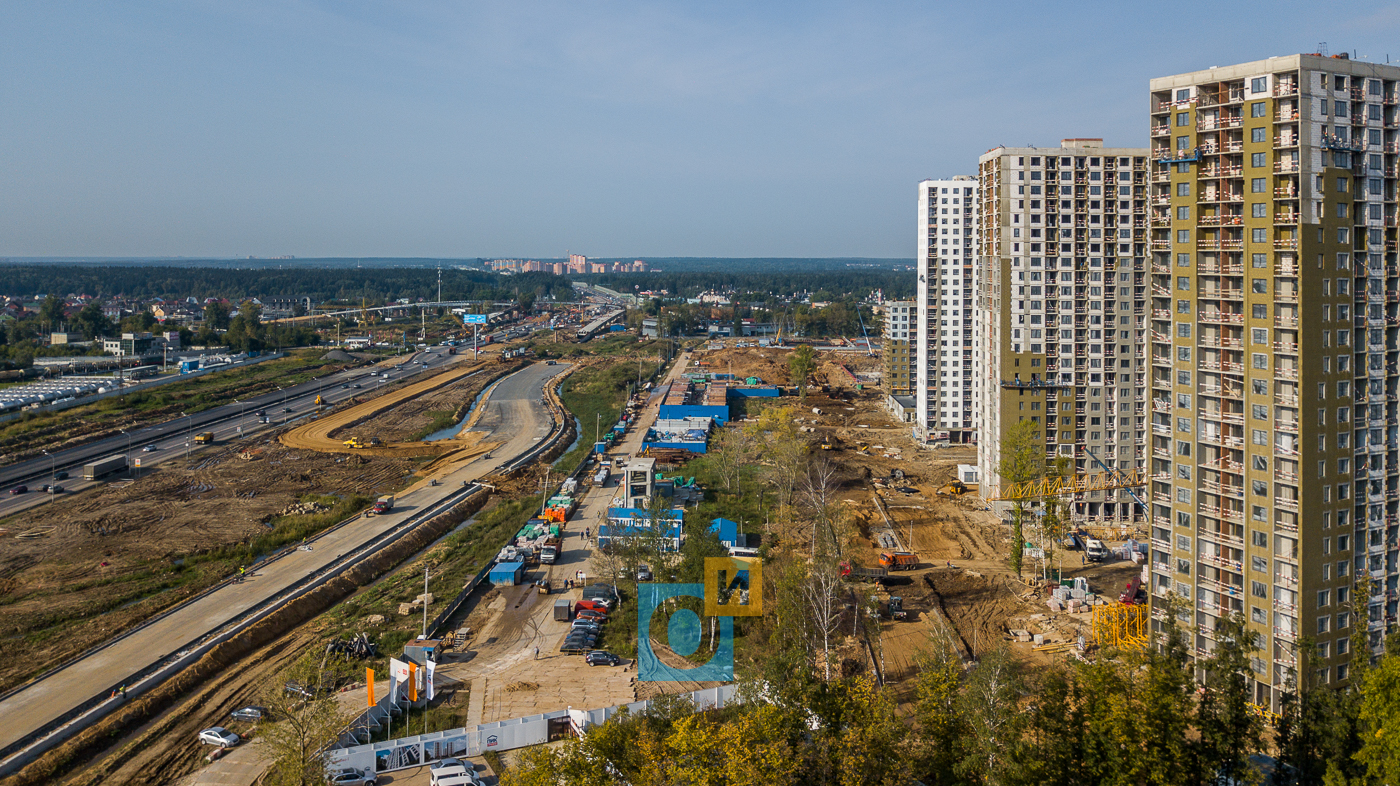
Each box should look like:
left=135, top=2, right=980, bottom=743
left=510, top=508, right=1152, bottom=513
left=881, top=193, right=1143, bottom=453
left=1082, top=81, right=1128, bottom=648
left=3, top=1, right=1399, bottom=258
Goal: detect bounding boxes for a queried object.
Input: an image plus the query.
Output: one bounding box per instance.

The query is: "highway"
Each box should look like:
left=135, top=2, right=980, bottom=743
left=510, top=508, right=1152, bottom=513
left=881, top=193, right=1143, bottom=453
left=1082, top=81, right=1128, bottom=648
left=0, top=361, right=569, bottom=764
left=0, top=347, right=465, bottom=516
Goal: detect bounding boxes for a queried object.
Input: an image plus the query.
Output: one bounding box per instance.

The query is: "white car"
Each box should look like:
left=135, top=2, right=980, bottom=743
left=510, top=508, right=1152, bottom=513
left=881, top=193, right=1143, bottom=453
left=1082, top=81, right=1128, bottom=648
left=198, top=726, right=240, bottom=747
left=429, top=758, right=482, bottom=786
left=327, top=767, right=378, bottom=785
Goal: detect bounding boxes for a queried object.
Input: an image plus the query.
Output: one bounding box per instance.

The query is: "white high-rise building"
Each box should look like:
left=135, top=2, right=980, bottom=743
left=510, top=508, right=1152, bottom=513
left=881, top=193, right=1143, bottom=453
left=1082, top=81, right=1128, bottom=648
left=917, top=177, right=980, bottom=443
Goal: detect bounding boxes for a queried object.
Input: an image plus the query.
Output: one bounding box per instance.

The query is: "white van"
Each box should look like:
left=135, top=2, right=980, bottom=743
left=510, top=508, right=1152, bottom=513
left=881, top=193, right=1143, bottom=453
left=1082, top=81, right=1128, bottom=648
left=429, top=759, right=482, bottom=786
left=727, top=546, right=760, bottom=558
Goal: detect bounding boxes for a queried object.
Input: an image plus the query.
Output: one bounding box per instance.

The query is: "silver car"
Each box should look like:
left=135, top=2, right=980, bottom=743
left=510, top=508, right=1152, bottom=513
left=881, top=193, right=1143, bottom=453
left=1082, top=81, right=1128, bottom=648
left=198, top=726, right=240, bottom=747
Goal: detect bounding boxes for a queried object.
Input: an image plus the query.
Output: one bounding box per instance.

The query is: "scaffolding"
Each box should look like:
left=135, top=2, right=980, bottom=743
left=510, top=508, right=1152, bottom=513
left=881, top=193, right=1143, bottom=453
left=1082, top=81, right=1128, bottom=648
left=1091, top=602, right=1149, bottom=651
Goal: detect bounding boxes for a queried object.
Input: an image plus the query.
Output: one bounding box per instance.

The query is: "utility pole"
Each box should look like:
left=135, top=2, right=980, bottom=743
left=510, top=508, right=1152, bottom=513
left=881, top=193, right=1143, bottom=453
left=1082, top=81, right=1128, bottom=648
left=422, top=566, right=429, bottom=638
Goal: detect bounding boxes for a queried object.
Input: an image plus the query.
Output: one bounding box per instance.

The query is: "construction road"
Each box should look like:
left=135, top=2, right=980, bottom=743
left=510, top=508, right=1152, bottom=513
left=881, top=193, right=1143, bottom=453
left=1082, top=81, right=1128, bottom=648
left=0, top=361, right=570, bottom=760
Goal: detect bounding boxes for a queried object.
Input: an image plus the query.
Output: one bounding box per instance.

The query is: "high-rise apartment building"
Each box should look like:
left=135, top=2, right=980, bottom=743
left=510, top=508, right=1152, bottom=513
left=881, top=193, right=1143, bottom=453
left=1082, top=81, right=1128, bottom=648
left=1147, top=55, right=1400, bottom=708
left=976, top=140, right=1151, bottom=526
left=882, top=300, right=915, bottom=396
left=917, top=177, right=980, bottom=443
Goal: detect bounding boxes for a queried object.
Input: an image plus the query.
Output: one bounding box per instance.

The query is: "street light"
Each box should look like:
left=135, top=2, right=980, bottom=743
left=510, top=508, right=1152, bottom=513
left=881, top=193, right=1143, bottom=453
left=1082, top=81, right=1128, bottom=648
left=234, top=399, right=244, bottom=436
left=42, top=450, right=53, bottom=505
left=181, top=413, right=191, bottom=459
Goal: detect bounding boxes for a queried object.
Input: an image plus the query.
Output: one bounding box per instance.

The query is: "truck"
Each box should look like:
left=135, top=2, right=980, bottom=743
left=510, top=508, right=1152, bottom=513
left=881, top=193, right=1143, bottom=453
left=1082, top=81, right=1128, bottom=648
left=540, top=545, right=558, bottom=564
left=194, top=432, right=215, bottom=444
left=1085, top=538, right=1108, bottom=562
left=83, top=455, right=128, bottom=481
left=373, top=495, right=395, bottom=514
left=553, top=598, right=572, bottom=621
left=878, top=551, right=919, bottom=571
left=839, top=562, right=888, bottom=583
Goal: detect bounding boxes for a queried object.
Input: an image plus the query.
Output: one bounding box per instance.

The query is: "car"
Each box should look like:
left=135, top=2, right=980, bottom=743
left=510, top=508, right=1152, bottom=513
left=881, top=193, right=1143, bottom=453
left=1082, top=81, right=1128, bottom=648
left=9, top=486, right=26, bottom=495
left=429, top=759, right=481, bottom=786
left=50, top=485, right=64, bottom=494
left=575, top=606, right=608, bottom=620
left=228, top=705, right=268, bottom=722
left=327, top=767, right=378, bottom=786
left=198, top=727, right=240, bottom=747
left=282, top=407, right=293, bottom=413
left=142, top=444, right=158, bottom=452
left=39, top=484, right=51, bottom=493
left=257, top=410, right=267, bottom=416
left=341, top=384, right=349, bottom=389
left=52, top=471, right=68, bottom=480
left=575, top=599, right=611, bottom=614
left=636, top=564, right=653, bottom=582
left=352, top=384, right=362, bottom=389
left=571, top=620, right=603, bottom=633
left=565, top=630, right=600, bottom=646
left=586, top=650, right=622, bottom=667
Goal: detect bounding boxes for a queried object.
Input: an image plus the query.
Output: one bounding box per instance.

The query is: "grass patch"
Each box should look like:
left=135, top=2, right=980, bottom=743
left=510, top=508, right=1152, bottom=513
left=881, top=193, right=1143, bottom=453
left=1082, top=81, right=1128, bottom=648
left=409, top=410, right=459, bottom=441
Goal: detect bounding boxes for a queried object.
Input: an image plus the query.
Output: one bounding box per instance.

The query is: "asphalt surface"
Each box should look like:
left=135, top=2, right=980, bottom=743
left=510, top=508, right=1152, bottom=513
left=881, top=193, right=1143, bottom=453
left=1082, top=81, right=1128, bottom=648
left=0, top=347, right=463, bottom=517
left=0, top=361, right=569, bottom=755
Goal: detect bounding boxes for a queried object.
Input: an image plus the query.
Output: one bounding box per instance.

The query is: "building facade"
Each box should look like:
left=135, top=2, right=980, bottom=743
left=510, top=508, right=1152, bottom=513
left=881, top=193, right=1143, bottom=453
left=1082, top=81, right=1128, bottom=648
left=882, top=300, right=915, bottom=396
left=976, top=140, right=1151, bottom=526
left=1147, top=55, right=1400, bottom=709
left=917, top=177, right=980, bottom=443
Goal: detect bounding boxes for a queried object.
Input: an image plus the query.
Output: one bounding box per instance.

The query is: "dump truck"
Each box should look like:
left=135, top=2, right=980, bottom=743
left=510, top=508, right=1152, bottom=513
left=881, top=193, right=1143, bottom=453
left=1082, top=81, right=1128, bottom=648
left=839, top=562, right=888, bottom=583
left=540, top=545, right=557, bottom=564
left=83, top=455, right=127, bottom=481
left=878, top=552, right=919, bottom=571
left=194, top=432, right=215, bottom=444
left=373, top=495, right=395, bottom=514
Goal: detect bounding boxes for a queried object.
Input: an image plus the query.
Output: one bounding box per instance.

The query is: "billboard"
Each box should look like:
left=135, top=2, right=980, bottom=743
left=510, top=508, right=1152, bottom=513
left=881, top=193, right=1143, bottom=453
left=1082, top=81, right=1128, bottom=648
left=463, top=314, right=488, bottom=325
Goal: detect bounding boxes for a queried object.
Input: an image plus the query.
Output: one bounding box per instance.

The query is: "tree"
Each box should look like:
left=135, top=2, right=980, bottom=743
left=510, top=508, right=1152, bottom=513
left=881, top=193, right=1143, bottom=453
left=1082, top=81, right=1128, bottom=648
left=37, top=294, right=64, bottom=331
left=71, top=302, right=113, bottom=340
left=912, top=638, right=968, bottom=785
left=788, top=345, right=818, bottom=403
left=1355, top=647, right=1400, bottom=785
left=997, top=419, right=1042, bottom=576
left=1196, top=614, right=1263, bottom=786
left=958, top=647, right=1024, bottom=785
left=260, top=660, right=354, bottom=786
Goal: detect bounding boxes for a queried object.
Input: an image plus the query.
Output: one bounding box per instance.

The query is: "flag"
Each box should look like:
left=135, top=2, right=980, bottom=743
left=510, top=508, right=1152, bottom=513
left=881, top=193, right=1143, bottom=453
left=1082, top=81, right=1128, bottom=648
left=408, top=662, right=418, bottom=702
left=426, top=660, right=436, bottom=701
left=366, top=668, right=375, bottom=707
left=389, top=676, right=399, bottom=705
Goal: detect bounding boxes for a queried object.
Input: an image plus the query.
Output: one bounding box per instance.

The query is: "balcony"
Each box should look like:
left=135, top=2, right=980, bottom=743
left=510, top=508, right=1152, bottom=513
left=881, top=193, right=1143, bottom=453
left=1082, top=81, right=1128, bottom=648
left=1274, top=161, right=1301, bottom=174
left=1274, top=238, right=1299, bottom=249
left=1274, top=213, right=1299, bottom=225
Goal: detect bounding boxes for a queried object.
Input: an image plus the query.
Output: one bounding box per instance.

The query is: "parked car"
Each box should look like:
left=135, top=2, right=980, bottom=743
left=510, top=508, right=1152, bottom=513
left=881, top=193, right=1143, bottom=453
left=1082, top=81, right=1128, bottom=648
left=9, top=486, right=26, bottom=495
left=228, top=706, right=268, bottom=722
left=198, top=727, right=240, bottom=747
left=142, top=443, right=158, bottom=453
left=574, top=599, right=611, bottom=614
left=564, top=630, right=600, bottom=646
left=636, top=564, right=653, bottom=582
left=327, top=767, right=378, bottom=785
left=585, top=650, right=622, bottom=667
left=52, top=471, right=68, bottom=480
left=575, top=607, right=608, bottom=621
left=571, top=620, right=603, bottom=634
left=429, top=758, right=482, bottom=786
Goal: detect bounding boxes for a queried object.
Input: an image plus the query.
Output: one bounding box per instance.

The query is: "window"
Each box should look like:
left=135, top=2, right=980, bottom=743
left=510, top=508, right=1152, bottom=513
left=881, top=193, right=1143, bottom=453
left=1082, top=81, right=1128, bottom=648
left=1252, top=429, right=1267, bottom=445
left=1178, top=300, right=1190, bottom=314
left=1177, top=135, right=1189, bottom=150
left=1176, top=487, right=1191, bottom=503
left=1252, top=278, right=1267, bottom=293
left=1177, top=229, right=1190, bottom=243
left=1251, top=127, right=1266, bottom=143
left=1252, top=556, right=1268, bottom=572
left=1252, top=531, right=1268, bottom=547
left=1252, top=455, right=1268, bottom=470
left=1176, top=89, right=1190, bottom=101
left=1178, top=323, right=1191, bottom=338
left=1338, top=177, right=1349, bottom=193
left=1252, top=607, right=1267, bottom=624
left=1251, top=152, right=1267, bottom=168
left=1319, top=589, right=1331, bottom=607
left=1251, top=177, right=1266, bottom=193
left=1253, top=480, right=1267, bottom=496
left=1177, top=112, right=1189, bottom=126
left=1252, top=328, right=1267, bottom=344
left=1176, top=558, right=1190, bottom=575
left=1177, top=276, right=1190, bottom=290
left=1177, top=206, right=1190, bottom=220
left=1253, top=304, right=1267, bottom=319
left=1252, top=228, right=1267, bottom=243
left=1252, top=253, right=1267, bottom=268
left=1252, top=404, right=1268, bottom=420
left=1318, top=616, right=1330, bottom=634
left=1252, top=580, right=1267, bottom=598
left=1177, top=182, right=1190, bottom=197
left=1177, top=253, right=1191, bottom=267
left=1178, top=464, right=1192, bottom=480
left=1253, top=353, right=1268, bottom=369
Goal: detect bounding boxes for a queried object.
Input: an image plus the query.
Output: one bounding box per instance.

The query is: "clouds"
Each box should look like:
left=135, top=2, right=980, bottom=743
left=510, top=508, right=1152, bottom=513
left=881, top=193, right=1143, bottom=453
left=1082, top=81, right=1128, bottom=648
left=2, top=1, right=1399, bottom=257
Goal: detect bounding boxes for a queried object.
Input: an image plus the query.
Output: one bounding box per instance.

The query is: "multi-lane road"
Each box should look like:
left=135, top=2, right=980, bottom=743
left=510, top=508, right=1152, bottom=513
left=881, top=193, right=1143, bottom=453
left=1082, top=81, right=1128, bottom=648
left=0, top=361, right=569, bottom=769
left=0, top=347, right=462, bottom=517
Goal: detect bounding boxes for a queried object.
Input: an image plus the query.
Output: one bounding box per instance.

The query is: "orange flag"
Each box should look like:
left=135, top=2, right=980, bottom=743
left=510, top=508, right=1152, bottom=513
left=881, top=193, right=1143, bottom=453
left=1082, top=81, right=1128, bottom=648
left=408, top=662, right=418, bottom=702
left=367, top=668, right=375, bottom=707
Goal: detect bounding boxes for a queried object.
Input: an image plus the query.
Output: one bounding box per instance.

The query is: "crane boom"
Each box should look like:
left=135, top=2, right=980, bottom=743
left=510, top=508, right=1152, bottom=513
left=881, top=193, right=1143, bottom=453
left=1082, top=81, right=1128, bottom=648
left=987, top=469, right=1145, bottom=502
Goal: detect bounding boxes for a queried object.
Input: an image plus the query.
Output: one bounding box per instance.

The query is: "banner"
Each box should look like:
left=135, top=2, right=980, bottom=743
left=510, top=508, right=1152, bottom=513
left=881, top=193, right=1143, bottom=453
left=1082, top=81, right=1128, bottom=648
left=408, top=662, right=418, bottom=702
left=425, top=660, right=436, bottom=701
left=367, top=668, right=375, bottom=707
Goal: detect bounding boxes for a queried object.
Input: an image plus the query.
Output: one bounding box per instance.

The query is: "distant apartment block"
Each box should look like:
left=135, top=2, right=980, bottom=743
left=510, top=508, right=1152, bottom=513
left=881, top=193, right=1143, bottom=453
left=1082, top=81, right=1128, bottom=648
left=882, top=300, right=915, bottom=396
left=1147, top=54, right=1400, bottom=708
left=976, top=139, right=1151, bottom=526
left=917, top=177, right=980, bottom=443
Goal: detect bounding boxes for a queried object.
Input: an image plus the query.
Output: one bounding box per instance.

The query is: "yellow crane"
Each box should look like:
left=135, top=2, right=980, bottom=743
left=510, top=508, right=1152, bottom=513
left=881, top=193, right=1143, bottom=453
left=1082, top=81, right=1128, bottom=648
left=986, top=469, right=1145, bottom=501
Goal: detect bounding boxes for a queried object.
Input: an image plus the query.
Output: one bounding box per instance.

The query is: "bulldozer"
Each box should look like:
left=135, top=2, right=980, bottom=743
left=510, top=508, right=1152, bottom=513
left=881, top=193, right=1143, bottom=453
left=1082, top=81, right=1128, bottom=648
left=936, top=480, right=970, bottom=499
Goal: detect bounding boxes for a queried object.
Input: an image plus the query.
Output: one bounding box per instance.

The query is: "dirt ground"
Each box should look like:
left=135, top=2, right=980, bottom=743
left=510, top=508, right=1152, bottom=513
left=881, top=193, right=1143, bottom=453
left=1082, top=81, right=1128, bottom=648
left=691, top=345, right=1146, bottom=682
left=334, top=363, right=509, bottom=447
left=0, top=431, right=420, bottom=692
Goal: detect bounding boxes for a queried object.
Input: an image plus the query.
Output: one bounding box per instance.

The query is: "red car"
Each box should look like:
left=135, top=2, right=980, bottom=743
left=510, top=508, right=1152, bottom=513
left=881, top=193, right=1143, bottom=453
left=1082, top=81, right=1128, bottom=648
left=9, top=485, right=27, bottom=495
left=574, top=600, right=609, bottom=615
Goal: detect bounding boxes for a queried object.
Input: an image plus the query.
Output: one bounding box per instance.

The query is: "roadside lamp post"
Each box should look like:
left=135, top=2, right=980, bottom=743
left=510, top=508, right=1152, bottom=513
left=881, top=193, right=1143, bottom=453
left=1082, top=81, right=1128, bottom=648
left=595, top=413, right=601, bottom=452
left=42, top=450, right=53, bottom=504
left=182, top=413, right=191, bottom=459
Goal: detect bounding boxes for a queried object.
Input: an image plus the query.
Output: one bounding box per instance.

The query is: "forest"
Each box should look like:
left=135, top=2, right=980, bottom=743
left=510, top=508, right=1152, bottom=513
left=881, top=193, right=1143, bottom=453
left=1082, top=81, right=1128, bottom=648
left=580, top=268, right=915, bottom=301
left=0, top=265, right=573, bottom=304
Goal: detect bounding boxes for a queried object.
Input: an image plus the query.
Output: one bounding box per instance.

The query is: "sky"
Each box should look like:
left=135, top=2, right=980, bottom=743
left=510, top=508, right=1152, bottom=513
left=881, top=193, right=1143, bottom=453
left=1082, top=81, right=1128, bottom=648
left=3, top=1, right=1400, bottom=259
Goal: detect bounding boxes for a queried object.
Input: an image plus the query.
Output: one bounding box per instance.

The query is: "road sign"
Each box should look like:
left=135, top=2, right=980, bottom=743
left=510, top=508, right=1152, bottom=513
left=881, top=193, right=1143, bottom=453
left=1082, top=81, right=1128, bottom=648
left=463, top=314, right=488, bottom=325
left=133, top=458, right=141, bottom=468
